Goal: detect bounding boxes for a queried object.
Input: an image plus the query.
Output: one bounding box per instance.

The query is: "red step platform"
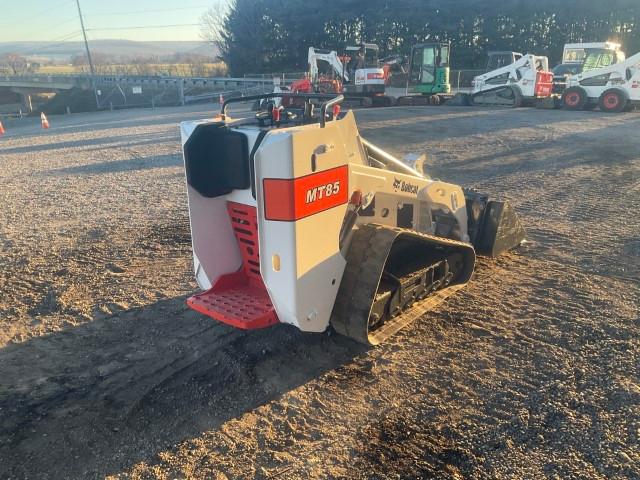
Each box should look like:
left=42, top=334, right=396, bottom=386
left=187, top=202, right=279, bottom=330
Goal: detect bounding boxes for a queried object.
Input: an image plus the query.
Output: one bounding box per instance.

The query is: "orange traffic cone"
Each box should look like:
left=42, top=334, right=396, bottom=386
left=0, top=120, right=5, bottom=136
left=40, top=112, right=50, bottom=129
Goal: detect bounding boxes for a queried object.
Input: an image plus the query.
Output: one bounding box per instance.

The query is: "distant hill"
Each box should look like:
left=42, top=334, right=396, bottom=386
left=0, top=40, right=218, bottom=62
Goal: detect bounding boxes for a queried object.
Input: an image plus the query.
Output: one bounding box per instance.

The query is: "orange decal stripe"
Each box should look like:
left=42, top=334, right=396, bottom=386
left=263, top=165, right=349, bottom=221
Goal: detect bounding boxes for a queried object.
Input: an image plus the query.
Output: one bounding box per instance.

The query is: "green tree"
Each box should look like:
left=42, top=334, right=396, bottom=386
left=208, top=0, right=640, bottom=75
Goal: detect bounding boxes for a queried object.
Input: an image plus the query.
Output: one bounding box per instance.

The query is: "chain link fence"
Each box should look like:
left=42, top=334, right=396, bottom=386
left=95, top=76, right=280, bottom=110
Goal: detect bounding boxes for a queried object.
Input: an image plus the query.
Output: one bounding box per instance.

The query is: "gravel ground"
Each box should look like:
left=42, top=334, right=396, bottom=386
left=0, top=103, right=638, bottom=479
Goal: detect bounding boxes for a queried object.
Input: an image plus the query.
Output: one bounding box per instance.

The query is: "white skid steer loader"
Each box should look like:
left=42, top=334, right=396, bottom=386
left=181, top=94, right=525, bottom=345
left=562, top=51, right=640, bottom=113
left=471, top=54, right=554, bottom=107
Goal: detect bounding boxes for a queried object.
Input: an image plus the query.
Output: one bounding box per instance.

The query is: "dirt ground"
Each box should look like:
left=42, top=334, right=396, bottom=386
left=0, top=103, right=638, bottom=479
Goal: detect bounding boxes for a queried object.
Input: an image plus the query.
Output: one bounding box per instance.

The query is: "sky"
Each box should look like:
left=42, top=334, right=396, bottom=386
left=0, top=0, right=220, bottom=42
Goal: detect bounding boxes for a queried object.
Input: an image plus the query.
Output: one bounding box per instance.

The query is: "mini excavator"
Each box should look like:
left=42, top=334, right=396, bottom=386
left=181, top=94, right=525, bottom=345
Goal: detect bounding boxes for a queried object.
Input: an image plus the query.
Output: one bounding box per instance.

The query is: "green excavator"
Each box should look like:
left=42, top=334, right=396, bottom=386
left=398, top=42, right=451, bottom=105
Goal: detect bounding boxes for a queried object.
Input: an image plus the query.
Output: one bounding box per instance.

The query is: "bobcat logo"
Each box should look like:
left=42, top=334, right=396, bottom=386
left=393, top=177, right=419, bottom=195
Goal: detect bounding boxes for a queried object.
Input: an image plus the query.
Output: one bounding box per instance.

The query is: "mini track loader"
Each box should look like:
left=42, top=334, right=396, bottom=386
left=181, top=94, right=525, bottom=345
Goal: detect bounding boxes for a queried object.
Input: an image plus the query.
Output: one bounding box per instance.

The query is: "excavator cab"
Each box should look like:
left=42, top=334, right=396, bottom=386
left=408, top=42, right=451, bottom=95
left=345, top=43, right=379, bottom=76
left=342, top=43, right=386, bottom=98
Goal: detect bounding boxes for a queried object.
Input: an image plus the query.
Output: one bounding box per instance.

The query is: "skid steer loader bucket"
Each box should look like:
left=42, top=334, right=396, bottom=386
left=465, top=192, right=525, bottom=257
left=475, top=201, right=525, bottom=257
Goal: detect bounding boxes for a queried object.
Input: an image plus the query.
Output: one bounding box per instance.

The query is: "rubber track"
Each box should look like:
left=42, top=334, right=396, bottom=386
left=330, top=224, right=475, bottom=345
left=471, top=86, right=516, bottom=107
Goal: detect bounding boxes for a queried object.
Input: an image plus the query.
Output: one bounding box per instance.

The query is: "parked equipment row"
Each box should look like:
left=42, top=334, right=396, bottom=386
left=276, top=41, right=638, bottom=114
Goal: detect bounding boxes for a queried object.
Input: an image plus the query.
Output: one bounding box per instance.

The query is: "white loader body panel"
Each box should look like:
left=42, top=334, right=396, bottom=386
left=181, top=120, right=259, bottom=290
left=253, top=120, right=358, bottom=331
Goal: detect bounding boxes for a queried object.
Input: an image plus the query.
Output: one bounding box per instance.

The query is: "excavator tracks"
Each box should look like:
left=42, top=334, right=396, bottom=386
left=331, top=224, right=476, bottom=345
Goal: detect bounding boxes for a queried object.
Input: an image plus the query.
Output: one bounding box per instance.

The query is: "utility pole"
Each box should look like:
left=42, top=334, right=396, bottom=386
left=75, top=0, right=99, bottom=109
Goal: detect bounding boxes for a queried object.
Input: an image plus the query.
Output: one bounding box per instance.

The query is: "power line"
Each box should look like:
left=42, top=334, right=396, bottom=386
left=86, top=23, right=201, bottom=32
left=17, top=30, right=84, bottom=56
left=44, top=30, right=84, bottom=44
left=10, top=16, right=80, bottom=43
left=88, top=5, right=211, bottom=16
left=0, top=0, right=75, bottom=29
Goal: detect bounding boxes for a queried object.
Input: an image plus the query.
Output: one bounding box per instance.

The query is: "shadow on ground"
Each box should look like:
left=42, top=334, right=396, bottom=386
left=0, top=298, right=366, bottom=479
left=41, top=153, right=181, bottom=176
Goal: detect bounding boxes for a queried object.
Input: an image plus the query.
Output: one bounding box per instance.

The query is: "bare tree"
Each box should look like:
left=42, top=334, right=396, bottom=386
left=1, top=53, right=29, bottom=75
left=71, top=52, right=113, bottom=73
left=200, top=0, right=230, bottom=54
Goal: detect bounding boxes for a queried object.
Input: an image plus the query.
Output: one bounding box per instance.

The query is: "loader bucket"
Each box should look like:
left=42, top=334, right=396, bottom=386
left=474, top=201, right=525, bottom=257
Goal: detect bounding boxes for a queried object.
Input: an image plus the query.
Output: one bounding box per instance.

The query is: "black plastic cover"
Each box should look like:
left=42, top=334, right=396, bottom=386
left=184, top=124, right=250, bottom=198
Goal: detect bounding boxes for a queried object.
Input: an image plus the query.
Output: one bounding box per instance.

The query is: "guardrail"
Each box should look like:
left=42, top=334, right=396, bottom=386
left=1, top=73, right=271, bottom=87
left=0, top=75, right=88, bottom=88
left=2, top=70, right=487, bottom=89
left=184, top=85, right=268, bottom=104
